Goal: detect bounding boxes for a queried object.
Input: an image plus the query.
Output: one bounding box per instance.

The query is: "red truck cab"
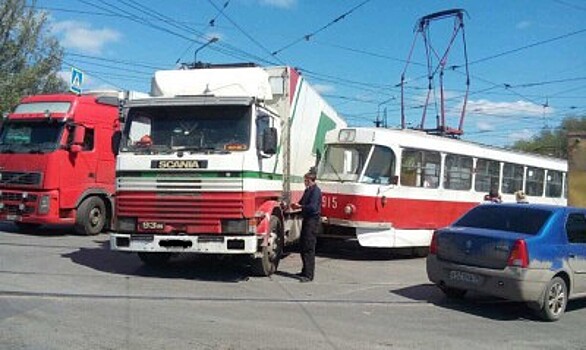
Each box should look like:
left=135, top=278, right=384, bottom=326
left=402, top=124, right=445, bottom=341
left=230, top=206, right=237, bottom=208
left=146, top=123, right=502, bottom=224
left=0, top=92, right=120, bottom=235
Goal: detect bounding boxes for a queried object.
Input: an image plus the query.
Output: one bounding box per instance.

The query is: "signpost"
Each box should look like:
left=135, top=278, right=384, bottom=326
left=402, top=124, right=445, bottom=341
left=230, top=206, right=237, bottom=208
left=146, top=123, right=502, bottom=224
left=70, top=67, right=84, bottom=95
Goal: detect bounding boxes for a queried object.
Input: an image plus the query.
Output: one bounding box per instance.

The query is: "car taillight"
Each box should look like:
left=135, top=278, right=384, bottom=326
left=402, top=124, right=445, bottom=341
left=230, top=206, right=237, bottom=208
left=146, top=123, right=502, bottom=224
left=429, top=231, right=439, bottom=255
left=507, top=239, right=529, bottom=268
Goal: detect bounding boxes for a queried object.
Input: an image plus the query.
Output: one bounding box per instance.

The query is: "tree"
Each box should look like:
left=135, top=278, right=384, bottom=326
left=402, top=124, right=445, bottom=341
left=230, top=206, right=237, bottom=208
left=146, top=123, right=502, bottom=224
left=0, top=0, right=67, bottom=114
left=511, top=115, right=586, bottom=159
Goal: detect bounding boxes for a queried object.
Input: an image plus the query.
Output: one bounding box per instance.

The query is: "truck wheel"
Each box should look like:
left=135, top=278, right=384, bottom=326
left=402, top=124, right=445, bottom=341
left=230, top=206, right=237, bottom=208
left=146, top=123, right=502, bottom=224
left=137, top=252, right=172, bottom=266
left=14, top=222, right=41, bottom=233
left=75, top=196, right=106, bottom=236
left=252, top=216, right=283, bottom=277
left=538, top=276, right=567, bottom=321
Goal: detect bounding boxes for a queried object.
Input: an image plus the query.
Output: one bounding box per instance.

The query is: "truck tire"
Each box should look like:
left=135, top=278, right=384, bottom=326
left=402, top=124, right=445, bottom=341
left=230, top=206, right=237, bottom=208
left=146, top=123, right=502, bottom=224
left=538, top=276, right=567, bottom=322
left=252, top=215, right=283, bottom=277
left=75, top=196, right=106, bottom=236
left=138, top=252, right=172, bottom=266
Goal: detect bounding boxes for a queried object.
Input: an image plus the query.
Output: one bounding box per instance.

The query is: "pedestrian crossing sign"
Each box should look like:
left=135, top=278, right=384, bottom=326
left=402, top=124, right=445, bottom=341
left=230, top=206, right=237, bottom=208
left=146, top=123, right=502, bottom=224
left=70, top=67, right=84, bottom=95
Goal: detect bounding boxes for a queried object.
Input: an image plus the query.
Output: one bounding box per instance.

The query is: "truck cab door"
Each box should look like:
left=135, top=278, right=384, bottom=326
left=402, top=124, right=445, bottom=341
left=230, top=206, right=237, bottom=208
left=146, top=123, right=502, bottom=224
left=61, top=125, right=97, bottom=208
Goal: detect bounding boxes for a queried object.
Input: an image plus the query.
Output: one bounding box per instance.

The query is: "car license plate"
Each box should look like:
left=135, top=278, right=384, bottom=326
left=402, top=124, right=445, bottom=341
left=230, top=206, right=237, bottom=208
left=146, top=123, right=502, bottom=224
left=6, top=214, right=21, bottom=221
left=449, top=270, right=482, bottom=285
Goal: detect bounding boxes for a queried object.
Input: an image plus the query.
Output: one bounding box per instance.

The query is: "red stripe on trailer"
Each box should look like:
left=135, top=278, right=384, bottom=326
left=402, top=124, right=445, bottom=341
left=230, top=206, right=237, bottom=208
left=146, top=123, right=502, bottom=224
left=289, top=67, right=300, bottom=104
left=321, top=193, right=477, bottom=229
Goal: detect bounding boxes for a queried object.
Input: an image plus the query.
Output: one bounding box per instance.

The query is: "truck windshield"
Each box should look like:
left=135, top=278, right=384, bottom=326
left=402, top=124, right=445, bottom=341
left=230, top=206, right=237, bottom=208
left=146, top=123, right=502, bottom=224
left=317, top=144, right=371, bottom=182
left=0, top=121, right=64, bottom=153
left=121, top=105, right=251, bottom=153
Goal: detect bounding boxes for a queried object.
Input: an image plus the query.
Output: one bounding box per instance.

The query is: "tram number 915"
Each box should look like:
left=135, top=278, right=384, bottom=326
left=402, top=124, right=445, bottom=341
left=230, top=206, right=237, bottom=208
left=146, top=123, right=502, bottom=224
left=322, top=195, right=338, bottom=209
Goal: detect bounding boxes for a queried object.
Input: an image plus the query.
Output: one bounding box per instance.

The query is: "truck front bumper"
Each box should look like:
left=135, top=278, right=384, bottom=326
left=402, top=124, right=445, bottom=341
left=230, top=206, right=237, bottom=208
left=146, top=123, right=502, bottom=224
left=110, top=233, right=260, bottom=255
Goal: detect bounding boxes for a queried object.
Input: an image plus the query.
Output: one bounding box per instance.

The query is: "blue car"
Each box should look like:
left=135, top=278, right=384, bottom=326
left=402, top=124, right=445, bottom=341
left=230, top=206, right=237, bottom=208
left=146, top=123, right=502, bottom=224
left=426, top=203, right=586, bottom=321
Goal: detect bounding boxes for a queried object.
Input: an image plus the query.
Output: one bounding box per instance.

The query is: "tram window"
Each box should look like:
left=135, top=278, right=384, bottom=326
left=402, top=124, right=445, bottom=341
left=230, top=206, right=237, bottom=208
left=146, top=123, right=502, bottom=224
left=502, top=163, right=524, bottom=194
left=444, top=154, right=473, bottom=190
left=400, top=148, right=440, bottom=188
left=475, top=159, right=500, bottom=193
left=545, top=170, right=563, bottom=198
left=526, top=167, right=545, bottom=197
left=317, top=144, right=371, bottom=182
left=361, top=146, right=395, bottom=184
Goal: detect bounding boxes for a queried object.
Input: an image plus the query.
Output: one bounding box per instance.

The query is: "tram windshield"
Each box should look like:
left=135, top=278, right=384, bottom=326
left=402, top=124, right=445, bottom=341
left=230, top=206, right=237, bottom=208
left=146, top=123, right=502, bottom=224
left=318, top=144, right=395, bottom=184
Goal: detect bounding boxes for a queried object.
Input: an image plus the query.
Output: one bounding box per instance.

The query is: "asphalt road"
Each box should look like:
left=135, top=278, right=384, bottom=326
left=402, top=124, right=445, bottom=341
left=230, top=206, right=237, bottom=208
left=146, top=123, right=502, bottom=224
left=1, top=224, right=586, bottom=350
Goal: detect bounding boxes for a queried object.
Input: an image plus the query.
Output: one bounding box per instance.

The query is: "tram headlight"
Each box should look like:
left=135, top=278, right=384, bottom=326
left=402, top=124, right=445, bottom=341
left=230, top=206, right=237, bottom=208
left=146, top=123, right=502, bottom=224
left=343, top=204, right=356, bottom=217
left=338, top=129, right=356, bottom=142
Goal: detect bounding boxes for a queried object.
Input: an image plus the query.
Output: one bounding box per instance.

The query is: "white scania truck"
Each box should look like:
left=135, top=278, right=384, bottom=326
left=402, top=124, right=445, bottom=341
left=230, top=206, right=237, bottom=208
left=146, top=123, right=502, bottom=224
left=109, top=64, right=345, bottom=275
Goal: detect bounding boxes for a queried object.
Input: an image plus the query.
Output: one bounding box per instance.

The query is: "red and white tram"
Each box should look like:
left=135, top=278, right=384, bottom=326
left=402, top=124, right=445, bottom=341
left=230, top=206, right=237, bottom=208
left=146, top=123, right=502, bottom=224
left=316, top=127, right=567, bottom=251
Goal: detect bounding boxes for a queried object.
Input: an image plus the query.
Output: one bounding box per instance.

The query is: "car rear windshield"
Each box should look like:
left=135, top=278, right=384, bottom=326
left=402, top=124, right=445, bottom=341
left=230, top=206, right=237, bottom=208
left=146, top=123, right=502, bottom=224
left=453, top=206, right=553, bottom=235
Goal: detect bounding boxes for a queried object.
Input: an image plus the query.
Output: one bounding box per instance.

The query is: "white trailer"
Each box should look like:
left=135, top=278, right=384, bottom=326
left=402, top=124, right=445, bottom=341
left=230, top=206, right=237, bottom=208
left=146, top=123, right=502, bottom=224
left=110, top=64, right=345, bottom=276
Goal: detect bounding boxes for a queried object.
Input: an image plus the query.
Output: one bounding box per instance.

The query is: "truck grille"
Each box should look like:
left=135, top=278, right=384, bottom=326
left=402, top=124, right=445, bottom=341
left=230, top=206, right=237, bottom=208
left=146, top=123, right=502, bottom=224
left=117, top=173, right=243, bottom=193
left=0, top=171, right=42, bottom=186
left=117, top=193, right=244, bottom=223
left=0, top=190, right=38, bottom=216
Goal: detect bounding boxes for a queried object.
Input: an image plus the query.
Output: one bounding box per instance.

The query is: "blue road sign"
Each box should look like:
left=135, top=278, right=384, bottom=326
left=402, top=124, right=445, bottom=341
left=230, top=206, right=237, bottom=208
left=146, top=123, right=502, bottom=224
left=70, top=67, right=84, bottom=94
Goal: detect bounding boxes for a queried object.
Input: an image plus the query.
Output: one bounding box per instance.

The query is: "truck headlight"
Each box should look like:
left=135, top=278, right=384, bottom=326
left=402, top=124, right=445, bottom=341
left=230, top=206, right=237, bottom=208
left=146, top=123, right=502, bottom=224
left=221, top=219, right=248, bottom=234
left=117, top=217, right=137, bottom=232
left=38, top=195, right=50, bottom=214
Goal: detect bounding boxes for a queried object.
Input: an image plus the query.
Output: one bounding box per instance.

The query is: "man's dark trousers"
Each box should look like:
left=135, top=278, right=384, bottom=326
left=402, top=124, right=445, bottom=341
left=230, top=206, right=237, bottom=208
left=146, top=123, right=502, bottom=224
left=300, top=216, right=319, bottom=280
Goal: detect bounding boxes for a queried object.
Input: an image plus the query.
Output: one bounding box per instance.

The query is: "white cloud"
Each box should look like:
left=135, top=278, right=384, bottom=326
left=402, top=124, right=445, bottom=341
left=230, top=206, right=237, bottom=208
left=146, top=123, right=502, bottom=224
left=508, top=129, right=537, bottom=143
left=516, top=21, right=532, bottom=30
left=52, top=20, right=121, bottom=54
left=467, top=99, right=553, bottom=117
left=313, top=84, right=335, bottom=94
left=476, top=121, right=495, bottom=131
left=259, top=0, right=296, bottom=8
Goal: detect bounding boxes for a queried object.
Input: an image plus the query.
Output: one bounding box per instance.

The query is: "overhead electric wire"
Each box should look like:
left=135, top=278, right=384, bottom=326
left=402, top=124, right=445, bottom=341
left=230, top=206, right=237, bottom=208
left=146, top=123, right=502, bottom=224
left=271, top=0, right=373, bottom=57
left=205, top=0, right=284, bottom=65
left=118, top=0, right=279, bottom=65
left=552, top=0, right=586, bottom=12
left=467, top=27, right=586, bottom=66
left=57, top=0, right=583, bottom=134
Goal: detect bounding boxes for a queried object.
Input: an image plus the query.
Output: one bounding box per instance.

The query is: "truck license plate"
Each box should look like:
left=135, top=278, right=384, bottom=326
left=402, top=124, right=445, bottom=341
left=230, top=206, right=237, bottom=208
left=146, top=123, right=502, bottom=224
left=139, top=221, right=164, bottom=230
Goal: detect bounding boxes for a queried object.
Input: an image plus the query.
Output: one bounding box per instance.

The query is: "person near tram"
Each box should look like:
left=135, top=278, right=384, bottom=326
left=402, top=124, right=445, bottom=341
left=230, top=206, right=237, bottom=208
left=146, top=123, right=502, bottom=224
left=483, top=187, right=502, bottom=203
left=290, top=171, right=322, bottom=283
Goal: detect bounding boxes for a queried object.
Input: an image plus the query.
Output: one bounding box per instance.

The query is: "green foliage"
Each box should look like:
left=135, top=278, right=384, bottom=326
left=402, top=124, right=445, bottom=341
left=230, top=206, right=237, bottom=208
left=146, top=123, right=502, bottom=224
left=0, top=0, right=67, bottom=114
left=511, top=116, right=586, bottom=159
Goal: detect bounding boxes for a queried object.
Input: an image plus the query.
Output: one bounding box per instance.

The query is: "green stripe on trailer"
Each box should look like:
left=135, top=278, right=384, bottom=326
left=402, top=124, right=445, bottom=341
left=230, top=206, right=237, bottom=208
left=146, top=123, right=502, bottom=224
left=312, top=112, right=338, bottom=160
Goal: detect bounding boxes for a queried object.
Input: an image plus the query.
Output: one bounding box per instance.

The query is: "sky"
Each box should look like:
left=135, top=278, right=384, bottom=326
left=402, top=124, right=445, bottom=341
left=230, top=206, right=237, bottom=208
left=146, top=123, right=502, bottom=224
left=34, top=0, right=586, bottom=148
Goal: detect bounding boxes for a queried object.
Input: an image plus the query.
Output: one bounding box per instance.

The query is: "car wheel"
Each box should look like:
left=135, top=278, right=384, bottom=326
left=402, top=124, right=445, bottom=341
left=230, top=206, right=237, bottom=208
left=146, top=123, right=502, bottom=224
left=439, top=285, right=467, bottom=299
left=538, top=276, right=567, bottom=322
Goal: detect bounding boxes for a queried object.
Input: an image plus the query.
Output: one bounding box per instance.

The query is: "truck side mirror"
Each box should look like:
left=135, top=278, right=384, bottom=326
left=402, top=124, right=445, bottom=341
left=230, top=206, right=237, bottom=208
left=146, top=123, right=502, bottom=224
left=262, top=127, right=277, bottom=155
left=70, top=125, right=86, bottom=153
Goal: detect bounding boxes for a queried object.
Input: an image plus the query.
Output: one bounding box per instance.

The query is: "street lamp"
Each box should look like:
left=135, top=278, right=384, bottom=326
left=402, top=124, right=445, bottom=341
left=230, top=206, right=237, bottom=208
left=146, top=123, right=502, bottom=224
left=194, top=37, right=219, bottom=63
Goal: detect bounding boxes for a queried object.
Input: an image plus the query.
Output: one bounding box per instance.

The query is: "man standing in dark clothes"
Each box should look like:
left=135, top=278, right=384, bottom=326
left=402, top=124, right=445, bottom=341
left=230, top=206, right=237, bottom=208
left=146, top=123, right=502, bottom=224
left=291, top=172, right=321, bottom=282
